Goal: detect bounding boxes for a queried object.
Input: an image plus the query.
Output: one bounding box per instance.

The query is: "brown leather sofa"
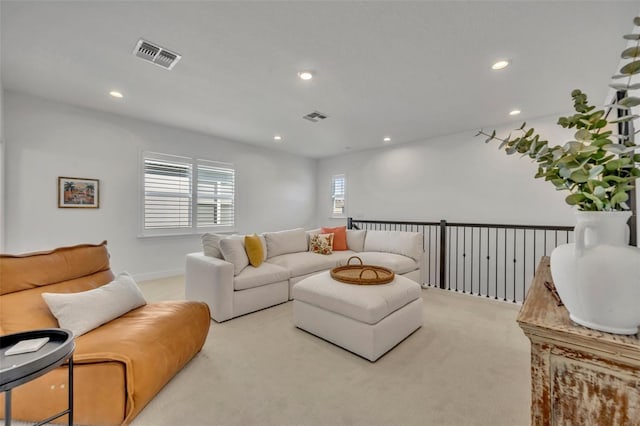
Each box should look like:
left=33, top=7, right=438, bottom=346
left=0, top=241, right=211, bottom=425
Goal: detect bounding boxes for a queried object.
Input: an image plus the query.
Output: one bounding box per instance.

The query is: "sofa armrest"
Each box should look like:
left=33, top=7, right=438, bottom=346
left=185, top=252, right=234, bottom=322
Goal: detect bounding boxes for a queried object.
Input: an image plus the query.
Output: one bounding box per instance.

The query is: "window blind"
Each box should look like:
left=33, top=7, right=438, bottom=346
left=331, top=174, right=346, bottom=217
left=196, top=160, right=235, bottom=227
left=142, top=152, right=235, bottom=234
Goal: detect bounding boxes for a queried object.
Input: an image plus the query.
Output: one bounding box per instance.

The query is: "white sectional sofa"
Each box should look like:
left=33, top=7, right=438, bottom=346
left=185, top=227, right=423, bottom=322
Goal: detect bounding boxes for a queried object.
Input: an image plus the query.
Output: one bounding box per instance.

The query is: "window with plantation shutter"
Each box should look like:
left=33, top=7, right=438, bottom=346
left=196, top=160, right=235, bottom=227
left=142, top=152, right=235, bottom=235
left=331, top=174, right=346, bottom=217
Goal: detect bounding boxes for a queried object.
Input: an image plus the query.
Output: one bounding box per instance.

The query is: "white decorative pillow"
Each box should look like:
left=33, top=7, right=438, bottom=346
left=264, top=228, right=307, bottom=258
left=202, top=233, right=223, bottom=258
left=346, top=229, right=366, bottom=252
left=41, top=272, right=147, bottom=337
left=219, top=237, right=249, bottom=275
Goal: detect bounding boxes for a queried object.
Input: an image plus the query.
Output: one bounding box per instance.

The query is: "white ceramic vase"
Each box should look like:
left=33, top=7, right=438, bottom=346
left=550, top=210, right=640, bottom=335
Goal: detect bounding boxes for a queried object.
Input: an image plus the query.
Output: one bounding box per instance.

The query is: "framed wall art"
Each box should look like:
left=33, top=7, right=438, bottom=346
left=58, top=177, right=100, bottom=208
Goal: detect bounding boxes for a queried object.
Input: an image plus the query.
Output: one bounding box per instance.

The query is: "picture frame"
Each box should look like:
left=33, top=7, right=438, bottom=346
left=58, top=177, right=100, bottom=208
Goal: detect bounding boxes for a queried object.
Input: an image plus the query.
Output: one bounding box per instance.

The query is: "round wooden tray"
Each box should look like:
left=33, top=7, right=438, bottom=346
left=330, top=256, right=395, bottom=285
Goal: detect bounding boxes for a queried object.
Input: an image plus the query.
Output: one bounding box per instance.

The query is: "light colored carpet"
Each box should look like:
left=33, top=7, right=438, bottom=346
left=129, top=276, right=531, bottom=426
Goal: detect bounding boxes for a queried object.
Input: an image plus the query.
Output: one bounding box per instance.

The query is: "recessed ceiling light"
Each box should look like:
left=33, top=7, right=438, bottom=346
left=273, top=135, right=282, bottom=141
left=109, top=90, right=123, bottom=98
left=298, top=71, right=314, bottom=80
left=509, top=109, right=521, bottom=116
left=383, top=137, right=391, bottom=143
left=491, top=60, right=510, bottom=70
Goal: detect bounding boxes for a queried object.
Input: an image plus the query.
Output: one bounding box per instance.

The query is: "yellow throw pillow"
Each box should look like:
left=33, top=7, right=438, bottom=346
left=244, top=234, right=264, bottom=267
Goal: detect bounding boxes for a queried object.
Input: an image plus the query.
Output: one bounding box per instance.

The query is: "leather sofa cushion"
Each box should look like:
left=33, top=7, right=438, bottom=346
left=356, top=252, right=419, bottom=275
left=233, top=262, right=290, bottom=291
left=75, top=301, right=210, bottom=423
left=268, top=251, right=355, bottom=278
left=0, top=241, right=111, bottom=295
left=292, top=271, right=421, bottom=324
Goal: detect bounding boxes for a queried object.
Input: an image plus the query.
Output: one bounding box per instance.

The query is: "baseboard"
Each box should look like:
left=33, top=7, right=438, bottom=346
left=133, top=268, right=184, bottom=282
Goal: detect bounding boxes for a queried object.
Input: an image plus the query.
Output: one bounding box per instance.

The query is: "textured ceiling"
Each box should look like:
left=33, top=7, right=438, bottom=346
left=1, top=1, right=638, bottom=158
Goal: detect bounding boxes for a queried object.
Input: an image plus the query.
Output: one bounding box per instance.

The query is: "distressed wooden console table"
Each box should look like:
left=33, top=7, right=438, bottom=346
left=517, top=257, right=640, bottom=426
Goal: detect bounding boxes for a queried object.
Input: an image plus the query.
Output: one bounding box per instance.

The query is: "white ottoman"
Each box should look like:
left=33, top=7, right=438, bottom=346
left=292, top=271, right=423, bottom=361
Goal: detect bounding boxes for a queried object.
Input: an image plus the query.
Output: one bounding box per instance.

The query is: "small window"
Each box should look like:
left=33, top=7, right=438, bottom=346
left=331, top=174, right=346, bottom=217
left=142, top=152, right=235, bottom=235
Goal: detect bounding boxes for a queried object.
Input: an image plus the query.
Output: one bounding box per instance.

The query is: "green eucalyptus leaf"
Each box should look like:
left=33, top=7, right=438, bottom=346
left=621, top=46, right=640, bottom=58
left=570, top=170, right=589, bottom=183
left=623, top=34, right=640, bottom=40
left=588, top=165, right=604, bottom=177
left=608, top=83, right=640, bottom=90
left=610, top=114, right=640, bottom=124
left=612, top=74, right=628, bottom=79
left=593, top=186, right=606, bottom=198
left=634, top=17, right=640, bottom=26
left=611, top=191, right=629, bottom=205
left=575, top=129, right=592, bottom=141
left=620, top=60, right=640, bottom=75
left=603, top=175, right=626, bottom=183
left=565, top=193, right=585, bottom=205
left=618, top=97, right=640, bottom=107
left=605, top=159, right=621, bottom=171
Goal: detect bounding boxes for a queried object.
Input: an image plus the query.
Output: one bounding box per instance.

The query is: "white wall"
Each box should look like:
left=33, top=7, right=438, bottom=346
left=316, top=116, right=580, bottom=228
left=0, top=1, right=5, bottom=251
left=4, top=91, right=316, bottom=279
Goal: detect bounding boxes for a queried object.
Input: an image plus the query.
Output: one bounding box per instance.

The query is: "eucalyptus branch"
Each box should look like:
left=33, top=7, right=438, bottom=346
left=476, top=16, right=640, bottom=212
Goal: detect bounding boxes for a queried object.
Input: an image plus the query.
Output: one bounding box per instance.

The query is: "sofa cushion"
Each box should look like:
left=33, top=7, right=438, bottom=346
left=244, top=234, right=264, bottom=267
left=0, top=241, right=111, bottom=296
left=356, top=252, right=419, bottom=275
left=268, top=251, right=355, bottom=278
left=233, top=262, right=290, bottom=291
left=42, top=272, right=147, bottom=337
left=264, top=228, right=307, bottom=258
left=219, top=237, right=249, bottom=276
left=202, top=233, right=224, bottom=259
left=321, top=226, right=348, bottom=250
left=292, top=271, right=421, bottom=324
left=309, top=233, right=334, bottom=255
left=74, top=301, right=210, bottom=423
left=364, top=230, right=422, bottom=262
left=346, top=229, right=366, bottom=252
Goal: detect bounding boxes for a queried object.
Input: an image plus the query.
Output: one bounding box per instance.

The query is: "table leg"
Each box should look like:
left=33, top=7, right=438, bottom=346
left=68, top=356, right=73, bottom=426
left=4, top=389, right=10, bottom=426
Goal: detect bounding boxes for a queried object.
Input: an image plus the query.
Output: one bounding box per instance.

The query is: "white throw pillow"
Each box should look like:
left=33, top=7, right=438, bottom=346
left=219, top=237, right=250, bottom=275
left=202, top=233, right=224, bottom=258
left=363, top=230, right=422, bottom=261
left=264, top=228, right=307, bottom=258
left=41, top=272, right=147, bottom=337
left=346, top=229, right=366, bottom=252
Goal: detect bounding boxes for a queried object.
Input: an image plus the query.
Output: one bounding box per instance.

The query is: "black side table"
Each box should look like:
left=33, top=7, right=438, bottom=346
left=0, top=329, right=75, bottom=426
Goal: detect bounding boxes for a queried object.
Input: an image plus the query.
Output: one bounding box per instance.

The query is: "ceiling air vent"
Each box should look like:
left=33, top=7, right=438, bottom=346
left=133, top=39, right=181, bottom=70
left=302, top=111, right=328, bottom=123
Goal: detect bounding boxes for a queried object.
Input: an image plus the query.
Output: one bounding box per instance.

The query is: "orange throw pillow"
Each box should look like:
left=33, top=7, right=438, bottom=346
left=321, top=226, right=347, bottom=251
